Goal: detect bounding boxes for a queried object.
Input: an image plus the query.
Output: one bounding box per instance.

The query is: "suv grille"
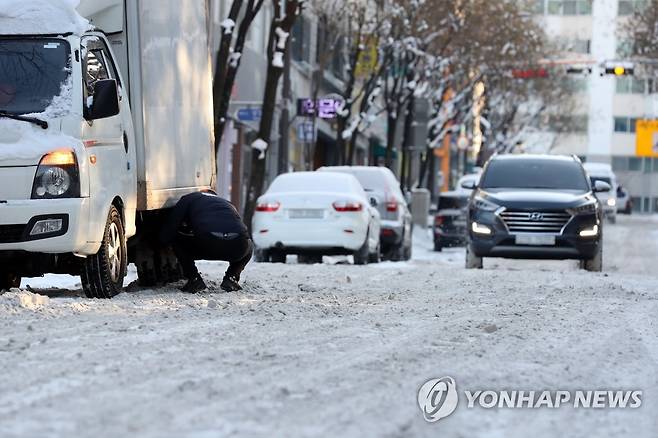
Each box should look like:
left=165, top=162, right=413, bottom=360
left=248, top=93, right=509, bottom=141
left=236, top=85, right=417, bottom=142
left=0, top=224, right=26, bottom=243
left=499, top=210, right=571, bottom=234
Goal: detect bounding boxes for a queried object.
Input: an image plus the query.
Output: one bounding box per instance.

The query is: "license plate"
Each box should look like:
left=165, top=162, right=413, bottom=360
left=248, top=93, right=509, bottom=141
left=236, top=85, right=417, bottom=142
left=288, top=209, right=324, bottom=219
left=515, top=234, right=556, bottom=246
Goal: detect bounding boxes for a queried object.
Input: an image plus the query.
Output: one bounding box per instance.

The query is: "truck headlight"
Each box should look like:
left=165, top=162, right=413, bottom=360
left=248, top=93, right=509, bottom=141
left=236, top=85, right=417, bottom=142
left=607, top=198, right=616, bottom=207
left=31, top=150, right=80, bottom=199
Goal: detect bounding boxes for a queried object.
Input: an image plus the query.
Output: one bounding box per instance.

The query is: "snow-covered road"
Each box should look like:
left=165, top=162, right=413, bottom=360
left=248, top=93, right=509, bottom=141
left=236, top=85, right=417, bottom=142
left=1, top=216, right=657, bottom=437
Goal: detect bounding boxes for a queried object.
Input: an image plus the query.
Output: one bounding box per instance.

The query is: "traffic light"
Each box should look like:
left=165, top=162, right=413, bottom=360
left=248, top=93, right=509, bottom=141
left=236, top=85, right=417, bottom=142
left=603, top=62, right=634, bottom=76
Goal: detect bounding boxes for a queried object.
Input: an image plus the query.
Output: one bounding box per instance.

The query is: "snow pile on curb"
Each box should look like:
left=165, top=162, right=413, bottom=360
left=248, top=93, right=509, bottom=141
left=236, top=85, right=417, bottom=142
left=0, top=0, right=91, bottom=35
left=0, top=291, right=50, bottom=312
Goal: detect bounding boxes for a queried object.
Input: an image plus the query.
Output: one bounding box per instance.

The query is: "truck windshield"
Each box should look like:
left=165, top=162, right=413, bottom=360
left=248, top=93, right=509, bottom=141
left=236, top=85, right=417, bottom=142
left=0, top=38, right=71, bottom=115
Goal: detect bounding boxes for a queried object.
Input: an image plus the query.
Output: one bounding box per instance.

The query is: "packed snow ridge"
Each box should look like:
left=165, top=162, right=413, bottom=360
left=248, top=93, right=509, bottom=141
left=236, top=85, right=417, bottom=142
left=0, top=0, right=92, bottom=35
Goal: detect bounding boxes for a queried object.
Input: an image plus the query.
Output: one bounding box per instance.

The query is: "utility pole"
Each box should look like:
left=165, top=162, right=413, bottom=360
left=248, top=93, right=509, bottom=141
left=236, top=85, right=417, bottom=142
left=278, top=20, right=292, bottom=175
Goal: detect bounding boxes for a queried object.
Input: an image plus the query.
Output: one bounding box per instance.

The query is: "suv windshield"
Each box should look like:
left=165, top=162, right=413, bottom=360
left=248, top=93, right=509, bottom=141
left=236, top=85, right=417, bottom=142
left=480, top=159, right=590, bottom=192
left=0, top=38, right=70, bottom=115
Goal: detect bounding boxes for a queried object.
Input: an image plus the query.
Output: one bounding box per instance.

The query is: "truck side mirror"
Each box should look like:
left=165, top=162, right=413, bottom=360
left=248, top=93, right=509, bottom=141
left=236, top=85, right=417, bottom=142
left=86, top=79, right=120, bottom=121
left=593, top=180, right=611, bottom=193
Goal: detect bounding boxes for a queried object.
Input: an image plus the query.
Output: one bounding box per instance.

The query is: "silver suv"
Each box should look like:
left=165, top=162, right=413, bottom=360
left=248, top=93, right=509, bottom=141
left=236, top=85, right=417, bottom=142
left=318, top=166, right=412, bottom=260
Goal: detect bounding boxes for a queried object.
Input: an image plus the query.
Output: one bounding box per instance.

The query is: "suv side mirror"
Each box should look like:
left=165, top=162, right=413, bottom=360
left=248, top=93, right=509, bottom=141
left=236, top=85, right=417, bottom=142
left=86, top=79, right=120, bottom=121
left=461, top=180, right=476, bottom=190
left=593, top=180, right=611, bottom=193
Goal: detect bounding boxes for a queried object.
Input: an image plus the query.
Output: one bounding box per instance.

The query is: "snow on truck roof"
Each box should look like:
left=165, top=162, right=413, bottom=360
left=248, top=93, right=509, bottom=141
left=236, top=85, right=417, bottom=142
left=0, top=0, right=91, bottom=36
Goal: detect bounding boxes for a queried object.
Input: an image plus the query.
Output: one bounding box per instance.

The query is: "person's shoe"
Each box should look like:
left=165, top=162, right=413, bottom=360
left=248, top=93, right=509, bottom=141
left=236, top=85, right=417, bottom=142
left=220, top=276, right=242, bottom=292
left=180, top=276, right=207, bottom=294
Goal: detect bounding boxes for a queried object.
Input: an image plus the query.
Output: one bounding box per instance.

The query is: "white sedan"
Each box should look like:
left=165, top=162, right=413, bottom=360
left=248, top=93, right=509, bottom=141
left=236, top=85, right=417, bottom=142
left=252, top=172, right=381, bottom=264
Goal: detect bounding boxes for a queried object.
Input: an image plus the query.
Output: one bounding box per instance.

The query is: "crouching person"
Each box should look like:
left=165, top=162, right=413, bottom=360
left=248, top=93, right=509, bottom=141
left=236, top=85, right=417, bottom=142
left=160, top=192, right=253, bottom=293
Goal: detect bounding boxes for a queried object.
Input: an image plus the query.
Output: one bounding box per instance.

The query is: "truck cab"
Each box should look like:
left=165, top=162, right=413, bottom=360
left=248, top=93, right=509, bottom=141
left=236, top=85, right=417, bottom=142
left=0, top=0, right=215, bottom=297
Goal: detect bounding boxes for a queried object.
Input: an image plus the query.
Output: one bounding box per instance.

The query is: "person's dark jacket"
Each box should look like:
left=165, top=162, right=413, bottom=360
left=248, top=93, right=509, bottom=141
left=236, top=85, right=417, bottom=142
left=159, top=192, right=248, bottom=244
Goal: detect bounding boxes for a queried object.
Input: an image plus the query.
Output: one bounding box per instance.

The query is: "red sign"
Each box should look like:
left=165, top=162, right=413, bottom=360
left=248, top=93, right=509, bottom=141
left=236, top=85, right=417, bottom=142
left=512, top=68, right=548, bottom=79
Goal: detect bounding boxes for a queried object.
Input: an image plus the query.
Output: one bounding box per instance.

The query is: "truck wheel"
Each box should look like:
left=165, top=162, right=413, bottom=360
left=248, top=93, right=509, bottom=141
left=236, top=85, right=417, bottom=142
left=0, top=272, right=21, bottom=291
left=136, top=245, right=183, bottom=287
left=465, top=245, right=483, bottom=269
left=82, top=206, right=127, bottom=299
left=582, top=244, right=603, bottom=272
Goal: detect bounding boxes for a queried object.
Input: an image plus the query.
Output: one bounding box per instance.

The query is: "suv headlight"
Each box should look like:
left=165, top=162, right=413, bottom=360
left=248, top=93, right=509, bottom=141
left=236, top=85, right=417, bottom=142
left=31, top=149, right=81, bottom=199
left=566, top=201, right=598, bottom=216
left=472, top=196, right=500, bottom=212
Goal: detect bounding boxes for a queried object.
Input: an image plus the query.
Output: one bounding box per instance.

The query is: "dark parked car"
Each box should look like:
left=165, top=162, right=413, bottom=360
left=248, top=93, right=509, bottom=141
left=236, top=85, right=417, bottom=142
left=433, top=191, right=469, bottom=251
left=464, top=155, right=609, bottom=272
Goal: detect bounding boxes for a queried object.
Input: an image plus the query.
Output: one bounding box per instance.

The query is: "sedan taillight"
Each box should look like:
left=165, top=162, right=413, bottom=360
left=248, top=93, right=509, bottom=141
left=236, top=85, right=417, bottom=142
left=256, top=201, right=280, bottom=212
left=333, top=201, right=363, bottom=212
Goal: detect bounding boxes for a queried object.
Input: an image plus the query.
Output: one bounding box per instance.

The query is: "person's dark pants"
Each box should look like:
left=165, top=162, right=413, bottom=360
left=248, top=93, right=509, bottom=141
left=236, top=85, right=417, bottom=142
left=172, top=233, right=253, bottom=281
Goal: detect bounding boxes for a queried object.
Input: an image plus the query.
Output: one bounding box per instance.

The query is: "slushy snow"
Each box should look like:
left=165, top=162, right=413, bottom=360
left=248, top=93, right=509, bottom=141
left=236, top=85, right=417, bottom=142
left=0, top=216, right=656, bottom=437
left=0, top=0, right=92, bottom=35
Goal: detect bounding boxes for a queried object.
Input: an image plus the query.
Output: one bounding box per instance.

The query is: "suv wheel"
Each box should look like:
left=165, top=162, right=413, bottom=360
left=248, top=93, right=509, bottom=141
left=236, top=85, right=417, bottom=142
left=465, top=245, right=483, bottom=269
left=581, top=243, right=603, bottom=272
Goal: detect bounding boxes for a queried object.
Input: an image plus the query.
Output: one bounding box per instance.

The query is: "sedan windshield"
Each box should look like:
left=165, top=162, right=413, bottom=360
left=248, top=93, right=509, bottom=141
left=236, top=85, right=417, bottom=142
left=0, top=38, right=71, bottom=115
left=480, top=159, right=590, bottom=192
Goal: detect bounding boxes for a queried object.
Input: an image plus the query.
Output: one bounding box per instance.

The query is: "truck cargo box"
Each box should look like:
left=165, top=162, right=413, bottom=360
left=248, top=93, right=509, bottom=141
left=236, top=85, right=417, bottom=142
left=78, top=0, right=216, bottom=211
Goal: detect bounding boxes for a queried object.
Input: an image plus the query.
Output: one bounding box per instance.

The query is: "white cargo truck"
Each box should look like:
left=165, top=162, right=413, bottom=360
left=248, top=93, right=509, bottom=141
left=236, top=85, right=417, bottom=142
left=0, top=0, right=215, bottom=297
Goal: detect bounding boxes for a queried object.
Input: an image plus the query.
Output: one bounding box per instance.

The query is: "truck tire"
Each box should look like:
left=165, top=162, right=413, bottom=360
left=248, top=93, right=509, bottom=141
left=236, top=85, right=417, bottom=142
left=136, top=246, right=183, bottom=287
left=581, top=244, right=603, bottom=272
left=465, top=245, right=483, bottom=269
left=82, top=206, right=127, bottom=299
left=0, top=272, right=21, bottom=291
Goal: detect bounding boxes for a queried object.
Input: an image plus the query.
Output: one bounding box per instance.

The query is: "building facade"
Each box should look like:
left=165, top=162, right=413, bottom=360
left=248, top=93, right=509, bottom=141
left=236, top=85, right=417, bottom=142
left=533, top=0, right=658, bottom=213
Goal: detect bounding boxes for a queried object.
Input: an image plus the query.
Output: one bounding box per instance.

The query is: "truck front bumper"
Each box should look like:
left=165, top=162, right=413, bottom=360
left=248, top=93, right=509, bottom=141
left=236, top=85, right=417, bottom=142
left=0, top=198, right=99, bottom=255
